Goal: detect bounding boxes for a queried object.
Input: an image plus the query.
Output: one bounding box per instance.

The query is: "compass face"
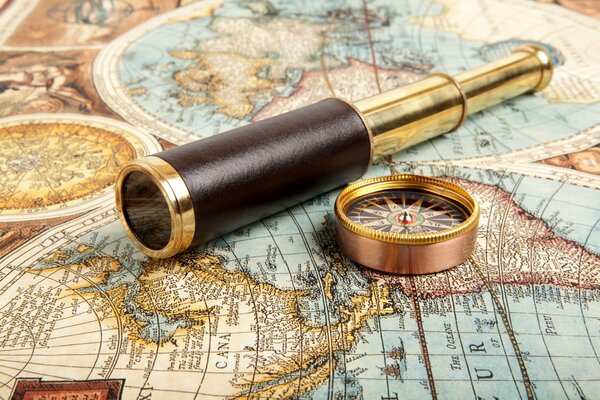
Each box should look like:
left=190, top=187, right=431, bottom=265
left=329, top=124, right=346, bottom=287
left=346, top=189, right=468, bottom=235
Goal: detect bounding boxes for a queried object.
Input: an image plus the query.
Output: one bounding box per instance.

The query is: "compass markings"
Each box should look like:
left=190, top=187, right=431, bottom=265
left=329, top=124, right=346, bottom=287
left=384, top=196, right=402, bottom=212
left=347, top=190, right=467, bottom=234
left=407, top=196, right=425, bottom=213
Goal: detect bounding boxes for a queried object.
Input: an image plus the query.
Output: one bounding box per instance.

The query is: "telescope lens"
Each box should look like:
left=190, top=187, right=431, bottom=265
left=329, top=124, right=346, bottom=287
left=122, top=171, right=172, bottom=250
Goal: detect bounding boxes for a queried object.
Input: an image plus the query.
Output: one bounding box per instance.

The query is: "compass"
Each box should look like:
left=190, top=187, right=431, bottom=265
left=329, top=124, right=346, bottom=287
left=334, top=175, right=480, bottom=274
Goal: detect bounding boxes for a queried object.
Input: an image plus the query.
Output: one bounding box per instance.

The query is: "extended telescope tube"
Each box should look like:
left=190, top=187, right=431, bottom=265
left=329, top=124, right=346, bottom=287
left=115, top=45, right=553, bottom=258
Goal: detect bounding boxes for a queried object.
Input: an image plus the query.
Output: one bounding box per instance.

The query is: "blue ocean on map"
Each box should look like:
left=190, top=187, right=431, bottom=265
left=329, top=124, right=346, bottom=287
left=119, top=0, right=600, bottom=163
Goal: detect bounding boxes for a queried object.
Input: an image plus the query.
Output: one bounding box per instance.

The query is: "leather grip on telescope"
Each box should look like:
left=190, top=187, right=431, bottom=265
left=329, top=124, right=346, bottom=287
left=155, top=98, right=372, bottom=248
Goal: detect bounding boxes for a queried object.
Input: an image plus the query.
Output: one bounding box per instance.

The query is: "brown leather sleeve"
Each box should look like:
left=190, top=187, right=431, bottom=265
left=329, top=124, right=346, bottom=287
left=155, top=98, right=371, bottom=245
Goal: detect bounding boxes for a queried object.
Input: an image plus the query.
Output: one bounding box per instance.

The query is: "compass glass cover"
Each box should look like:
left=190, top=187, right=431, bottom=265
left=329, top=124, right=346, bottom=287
left=346, top=189, right=468, bottom=235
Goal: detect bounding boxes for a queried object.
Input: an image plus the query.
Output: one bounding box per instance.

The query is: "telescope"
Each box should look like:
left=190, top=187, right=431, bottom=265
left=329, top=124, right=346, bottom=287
left=115, top=45, right=553, bottom=259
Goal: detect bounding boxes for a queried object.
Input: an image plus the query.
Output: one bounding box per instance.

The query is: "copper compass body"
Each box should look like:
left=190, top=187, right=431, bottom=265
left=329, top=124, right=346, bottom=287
left=335, top=175, right=480, bottom=274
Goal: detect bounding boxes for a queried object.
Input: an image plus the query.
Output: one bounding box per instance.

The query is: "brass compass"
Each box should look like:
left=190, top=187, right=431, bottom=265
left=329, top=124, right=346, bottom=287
left=335, top=175, right=480, bottom=274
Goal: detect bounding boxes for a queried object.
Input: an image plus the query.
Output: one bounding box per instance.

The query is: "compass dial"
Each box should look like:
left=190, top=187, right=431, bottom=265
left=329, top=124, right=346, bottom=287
left=334, top=174, right=480, bottom=274
left=346, top=190, right=468, bottom=235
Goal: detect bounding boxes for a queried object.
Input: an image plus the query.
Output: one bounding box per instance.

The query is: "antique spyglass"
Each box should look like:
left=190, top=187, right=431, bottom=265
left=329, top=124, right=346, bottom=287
left=115, top=45, right=553, bottom=261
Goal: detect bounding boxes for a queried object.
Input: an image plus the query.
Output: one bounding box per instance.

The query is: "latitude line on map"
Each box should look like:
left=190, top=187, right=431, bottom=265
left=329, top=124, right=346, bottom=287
left=5, top=351, right=599, bottom=359
left=526, top=178, right=570, bottom=398
left=419, top=123, right=600, bottom=168
left=484, top=107, right=581, bottom=156
left=487, top=97, right=599, bottom=135
left=122, top=383, right=220, bottom=397
left=118, top=376, right=598, bottom=384
left=9, top=297, right=600, bottom=354
left=407, top=276, right=437, bottom=400
left=260, top=220, right=306, bottom=398
left=13, top=270, right=600, bottom=325
left=219, top=236, right=263, bottom=399
left=0, top=267, right=109, bottom=332
left=470, top=258, right=534, bottom=400
left=444, top=271, right=478, bottom=398
left=2, top=352, right=599, bottom=361
left=0, top=360, right=77, bottom=385
left=486, top=173, right=525, bottom=398
left=290, top=207, right=335, bottom=399
left=0, top=290, right=123, bottom=337
left=4, top=313, right=112, bottom=336
left=576, top=216, right=600, bottom=367
left=15, top=266, right=116, bottom=378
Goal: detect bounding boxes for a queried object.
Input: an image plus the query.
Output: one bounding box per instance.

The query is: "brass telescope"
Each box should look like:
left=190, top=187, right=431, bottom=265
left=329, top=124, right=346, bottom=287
left=115, top=45, right=553, bottom=258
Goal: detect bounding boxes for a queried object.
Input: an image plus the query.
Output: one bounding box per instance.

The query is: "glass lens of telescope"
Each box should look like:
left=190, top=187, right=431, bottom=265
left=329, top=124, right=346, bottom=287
left=122, top=171, right=172, bottom=250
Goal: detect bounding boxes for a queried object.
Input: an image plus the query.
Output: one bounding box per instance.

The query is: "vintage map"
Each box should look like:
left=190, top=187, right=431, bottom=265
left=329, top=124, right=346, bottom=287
left=0, top=0, right=599, bottom=399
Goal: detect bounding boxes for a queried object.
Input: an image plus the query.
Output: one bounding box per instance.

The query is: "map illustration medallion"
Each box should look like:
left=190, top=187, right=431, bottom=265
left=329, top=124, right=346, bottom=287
left=0, top=114, right=161, bottom=221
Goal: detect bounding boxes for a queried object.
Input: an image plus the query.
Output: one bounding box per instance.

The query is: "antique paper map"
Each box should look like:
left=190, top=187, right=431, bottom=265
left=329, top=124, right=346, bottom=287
left=1, top=0, right=599, bottom=399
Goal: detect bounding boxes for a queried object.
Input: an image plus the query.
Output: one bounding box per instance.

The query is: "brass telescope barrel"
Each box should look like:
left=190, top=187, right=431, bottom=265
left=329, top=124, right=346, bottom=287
left=355, top=45, right=553, bottom=156
left=115, top=45, right=553, bottom=258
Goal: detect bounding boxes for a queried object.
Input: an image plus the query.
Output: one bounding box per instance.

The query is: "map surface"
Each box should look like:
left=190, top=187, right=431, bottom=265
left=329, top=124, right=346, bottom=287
left=1, top=0, right=599, bottom=399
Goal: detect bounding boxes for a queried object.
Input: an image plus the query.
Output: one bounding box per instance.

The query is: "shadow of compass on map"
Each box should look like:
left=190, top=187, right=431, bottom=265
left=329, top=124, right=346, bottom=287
left=0, top=114, right=160, bottom=222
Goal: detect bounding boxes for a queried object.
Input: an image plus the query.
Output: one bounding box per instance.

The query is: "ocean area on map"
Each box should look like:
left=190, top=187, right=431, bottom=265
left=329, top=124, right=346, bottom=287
left=117, top=0, right=600, bottom=162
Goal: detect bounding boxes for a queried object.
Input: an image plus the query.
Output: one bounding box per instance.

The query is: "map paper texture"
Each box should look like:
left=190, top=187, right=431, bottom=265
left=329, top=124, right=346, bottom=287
left=0, top=0, right=599, bottom=399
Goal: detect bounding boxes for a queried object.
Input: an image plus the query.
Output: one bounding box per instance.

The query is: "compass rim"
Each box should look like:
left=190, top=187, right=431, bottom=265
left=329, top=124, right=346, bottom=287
left=335, top=174, right=480, bottom=245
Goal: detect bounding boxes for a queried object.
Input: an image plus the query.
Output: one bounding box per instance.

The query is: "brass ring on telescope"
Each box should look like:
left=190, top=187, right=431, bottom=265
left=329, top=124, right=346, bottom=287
left=115, top=156, right=195, bottom=259
left=429, top=72, right=469, bottom=132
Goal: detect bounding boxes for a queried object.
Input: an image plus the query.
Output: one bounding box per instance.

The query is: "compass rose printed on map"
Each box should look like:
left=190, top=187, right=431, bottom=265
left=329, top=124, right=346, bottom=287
left=0, top=114, right=160, bottom=221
